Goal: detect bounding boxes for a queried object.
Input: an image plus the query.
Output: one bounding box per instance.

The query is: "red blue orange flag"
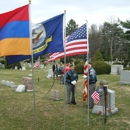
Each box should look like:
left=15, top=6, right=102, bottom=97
left=0, top=4, right=31, bottom=57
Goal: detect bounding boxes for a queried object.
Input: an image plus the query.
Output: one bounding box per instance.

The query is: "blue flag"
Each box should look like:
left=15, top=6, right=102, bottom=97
left=6, top=13, right=64, bottom=64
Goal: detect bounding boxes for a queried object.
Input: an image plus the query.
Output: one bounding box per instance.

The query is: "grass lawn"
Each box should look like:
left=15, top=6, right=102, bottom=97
left=0, top=66, right=130, bottom=130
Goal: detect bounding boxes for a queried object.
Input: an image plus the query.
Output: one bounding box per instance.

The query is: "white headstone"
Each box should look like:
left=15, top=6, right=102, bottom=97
left=110, top=65, right=118, bottom=74
left=40, top=65, right=44, bottom=69
left=22, top=66, right=26, bottom=71
left=10, top=81, right=16, bottom=88
left=47, top=69, right=53, bottom=78
left=1, top=80, right=5, bottom=85
left=28, top=63, right=31, bottom=67
left=15, top=85, right=25, bottom=92
left=0, top=63, right=2, bottom=68
left=15, top=66, right=18, bottom=70
left=117, top=65, right=123, bottom=74
left=5, top=81, right=10, bottom=87
left=28, top=74, right=32, bottom=77
left=2, top=64, right=5, bottom=68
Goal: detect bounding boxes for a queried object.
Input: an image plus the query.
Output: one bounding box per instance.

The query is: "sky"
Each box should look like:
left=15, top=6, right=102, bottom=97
left=1, top=0, right=130, bottom=28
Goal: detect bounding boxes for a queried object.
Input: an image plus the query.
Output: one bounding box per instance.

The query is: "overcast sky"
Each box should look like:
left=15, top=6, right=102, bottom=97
left=1, top=0, right=130, bottom=27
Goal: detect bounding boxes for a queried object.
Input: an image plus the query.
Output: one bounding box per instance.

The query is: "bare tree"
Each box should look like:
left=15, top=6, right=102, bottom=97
left=88, top=24, right=102, bottom=59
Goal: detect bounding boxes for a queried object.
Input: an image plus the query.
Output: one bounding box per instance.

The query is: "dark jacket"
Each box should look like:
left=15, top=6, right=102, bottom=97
left=89, top=68, right=97, bottom=84
left=52, top=64, right=58, bottom=72
left=66, top=70, right=78, bottom=84
left=58, top=67, right=63, bottom=74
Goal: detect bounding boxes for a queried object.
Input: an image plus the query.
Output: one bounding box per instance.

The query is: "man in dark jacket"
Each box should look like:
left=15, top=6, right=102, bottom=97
left=88, top=62, right=97, bottom=109
left=52, top=61, right=58, bottom=79
left=65, top=64, right=78, bottom=105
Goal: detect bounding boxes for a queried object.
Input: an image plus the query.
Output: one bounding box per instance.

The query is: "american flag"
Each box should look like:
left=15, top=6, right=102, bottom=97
left=83, top=61, right=88, bottom=103
left=33, top=57, right=40, bottom=68
left=47, top=24, right=88, bottom=62
left=91, top=91, right=100, bottom=104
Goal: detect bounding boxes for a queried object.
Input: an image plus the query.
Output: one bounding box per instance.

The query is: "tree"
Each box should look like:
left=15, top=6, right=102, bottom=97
left=88, top=24, right=102, bottom=59
left=94, top=50, right=103, bottom=61
left=101, top=20, right=125, bottom=61
left=120, top=20, right=130, bottom=40
left=120, top=20, right=130, bottom=59
left=66, top=19, right=78, bottom=35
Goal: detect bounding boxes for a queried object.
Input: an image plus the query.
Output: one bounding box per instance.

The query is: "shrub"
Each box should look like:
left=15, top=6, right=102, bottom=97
left=113, top=62, right=121, bottom=65
left=104, top=56, right=111, bottom=61
left=123, top=67, right=130, bottom=70
left=122, top=62, right=128, bottom=68
left=92, top=61, right=111, bottom=75
left=94, top=50, right=103, bottom=61
left=0, top=59, right=4, bottom=64
left=74, top=60, right=80, bottom=65
left=75, top=62, right=84, bottom=74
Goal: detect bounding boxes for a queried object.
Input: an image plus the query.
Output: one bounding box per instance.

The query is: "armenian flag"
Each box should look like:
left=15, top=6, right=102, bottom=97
left=0, top=4, right=31, bottom=57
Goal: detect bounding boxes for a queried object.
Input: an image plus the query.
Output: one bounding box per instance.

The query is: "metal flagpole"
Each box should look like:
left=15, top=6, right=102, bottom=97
left=63, top=10, right=67, bottom=130
left=28, top=0, right=37, bottom=130
left=86, top=20, right=90, bottom=126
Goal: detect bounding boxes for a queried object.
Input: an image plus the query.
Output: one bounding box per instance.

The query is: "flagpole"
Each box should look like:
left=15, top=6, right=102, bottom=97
left=63, top=10, right=67, bottom=130
left=86, top=20, right=90, bottom=126
left=28, top=0, right=37, bottom=130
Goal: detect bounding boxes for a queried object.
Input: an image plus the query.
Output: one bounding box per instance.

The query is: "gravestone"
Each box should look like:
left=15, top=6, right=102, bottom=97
left=50, top=90, right=56, bottom=99
left=15, top=66, right=18, bottom=70
left=55, top=90, right=62, bottom=100
left=110, top=65, right=118, bottom=74
left=15, top=85, right=25, bottom=92
left=117, top=65, right=123, bottom=74
left=50, top=90, right=62, bottom=100
left=40, top=64, right=44, bottom=69
left=119, top=70, right=130, bottom=84
left=0, top=63, right=3, bottom=68
left=22, top=77, right=33, bottom=91
left=110, top=65, right=123, bottom=75
left=28, top=63, right=31, bottom=67
left=1, top=80, right=5, bottom=85
left=22, top=66, right=26, bottom=71
left=92, top=105, right=118, bottom=116
left=5, top=81, right=10, bottom=87
left=28, top=74, right=32, bottom=77
left=92, top=89, right=118, bottom=116
left=10, top=81, right=16, bottom=88
left=46, top=69, right=53, bottom=78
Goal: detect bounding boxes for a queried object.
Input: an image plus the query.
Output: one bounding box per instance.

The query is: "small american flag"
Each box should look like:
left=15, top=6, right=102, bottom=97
left=33, top=57, right=40, bottom=68
left=47, top=24, right=88, bottom=62
left=91, top=91, right=100, bottom=104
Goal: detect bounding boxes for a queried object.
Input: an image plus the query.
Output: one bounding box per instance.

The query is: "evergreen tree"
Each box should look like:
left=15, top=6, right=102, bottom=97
left=120, top=20, right=130, bottom=40
left=66, top=19, right=78, bottom=35
left=94, top=50, right=103, bottom=61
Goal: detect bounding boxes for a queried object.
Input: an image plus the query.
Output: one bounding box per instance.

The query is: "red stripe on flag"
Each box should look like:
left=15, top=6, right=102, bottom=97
left=0, top=4, right=29, bottom=28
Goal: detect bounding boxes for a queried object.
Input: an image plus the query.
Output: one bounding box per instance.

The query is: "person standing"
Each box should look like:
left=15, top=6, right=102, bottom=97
left=52, top=61, right=58, bottom=79
left=65, top=64, right=78, bottom=105
left=87, top=62, right=97, bottom=109
left=58, top=63, right=64, bottom=84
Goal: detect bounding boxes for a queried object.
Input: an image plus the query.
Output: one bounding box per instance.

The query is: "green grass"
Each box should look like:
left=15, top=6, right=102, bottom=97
left=0, top=67, right=130, bottom=130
